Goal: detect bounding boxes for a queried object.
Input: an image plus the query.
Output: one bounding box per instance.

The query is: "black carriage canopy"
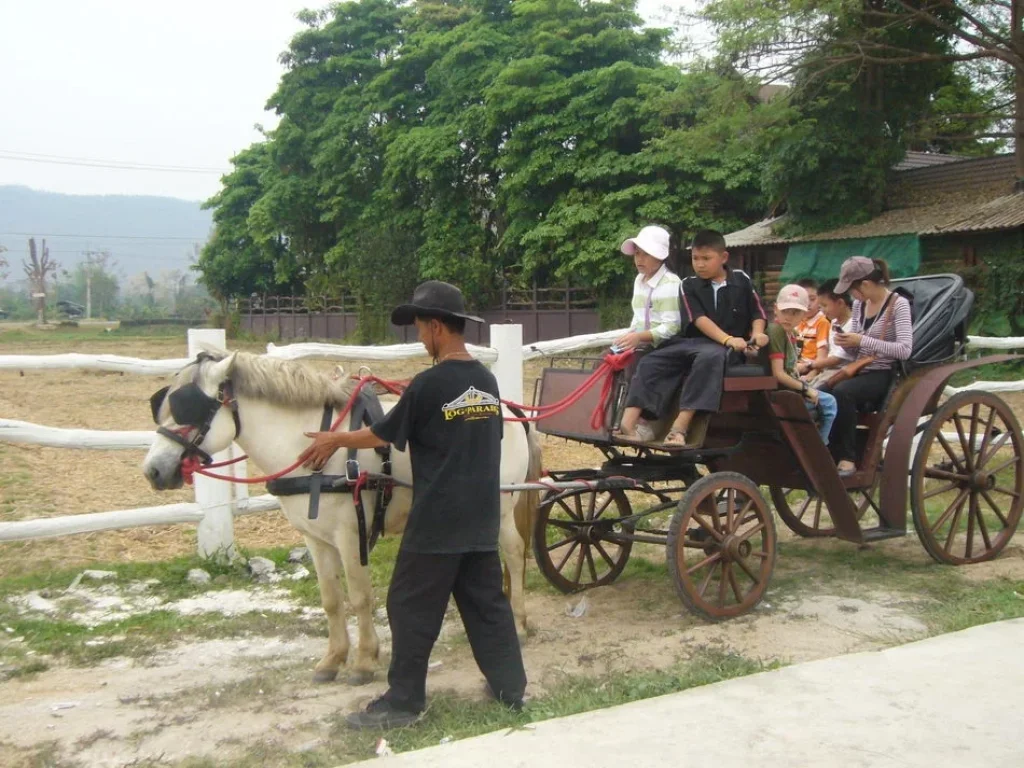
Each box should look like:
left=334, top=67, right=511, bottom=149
left=889, top=274, right=974, bottom=368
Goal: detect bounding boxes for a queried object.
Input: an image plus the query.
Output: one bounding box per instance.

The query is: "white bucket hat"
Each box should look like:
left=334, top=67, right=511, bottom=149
left=620, top=225, right=670, bottom=261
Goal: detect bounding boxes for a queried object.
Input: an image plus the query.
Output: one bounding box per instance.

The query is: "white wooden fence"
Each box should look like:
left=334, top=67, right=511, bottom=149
left=0, top=326, right=1020, bottom=558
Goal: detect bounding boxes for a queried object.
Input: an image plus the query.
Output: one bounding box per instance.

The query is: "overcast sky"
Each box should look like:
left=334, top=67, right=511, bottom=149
left=0, top=0, right=689, bottom=203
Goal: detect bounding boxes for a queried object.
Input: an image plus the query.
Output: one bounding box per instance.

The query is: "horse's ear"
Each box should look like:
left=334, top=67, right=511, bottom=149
left=206, top=351, right=237, bottom=384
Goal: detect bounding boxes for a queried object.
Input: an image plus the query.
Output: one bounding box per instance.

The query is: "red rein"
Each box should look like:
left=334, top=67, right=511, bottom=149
left=179, top=351, right=633, bottom=485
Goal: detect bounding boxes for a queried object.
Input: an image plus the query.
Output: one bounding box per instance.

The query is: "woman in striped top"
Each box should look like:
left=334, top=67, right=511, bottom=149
left=823, top=256, right=913, bottom=474
left=614, top=225, right=682, bottom=352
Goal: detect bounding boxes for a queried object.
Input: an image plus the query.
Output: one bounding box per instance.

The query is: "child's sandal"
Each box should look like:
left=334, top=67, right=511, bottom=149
left=661, top=429, right=698, bottom=450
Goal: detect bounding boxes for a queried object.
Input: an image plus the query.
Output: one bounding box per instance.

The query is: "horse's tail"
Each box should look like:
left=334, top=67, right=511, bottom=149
left=515, top=422, right=544, bottom=560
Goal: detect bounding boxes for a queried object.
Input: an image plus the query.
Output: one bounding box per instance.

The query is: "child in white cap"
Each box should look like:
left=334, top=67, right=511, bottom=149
left=769, top=284, right=838, bottom=446
left=614, top=225, right=682, bottom=353
left=613, top=225, right=682, bottom=442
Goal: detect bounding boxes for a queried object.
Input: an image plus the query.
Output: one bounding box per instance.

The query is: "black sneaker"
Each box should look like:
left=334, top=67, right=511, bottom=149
left=345, top=696, right=421, bottom=730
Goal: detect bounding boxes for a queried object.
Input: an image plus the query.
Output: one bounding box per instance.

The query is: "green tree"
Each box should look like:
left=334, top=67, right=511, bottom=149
left=63, top=258, right=120, bottom=319
left=701, top=0, right=1022, bottom=223
left=197, top=144, right=299, bottom=306
left=200, top=0, right=775, bottom=337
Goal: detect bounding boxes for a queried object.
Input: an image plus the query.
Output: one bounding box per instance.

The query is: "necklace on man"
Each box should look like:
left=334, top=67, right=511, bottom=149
left=439, top=351, right=472, bottom=363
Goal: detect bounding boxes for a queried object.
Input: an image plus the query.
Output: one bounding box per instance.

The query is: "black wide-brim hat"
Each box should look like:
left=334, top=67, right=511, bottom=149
left=391, top=280, right=485, bottom=326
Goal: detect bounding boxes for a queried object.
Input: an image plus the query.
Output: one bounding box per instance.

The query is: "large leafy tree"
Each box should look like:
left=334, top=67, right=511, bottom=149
left=701, top=0, right=1021, bottom=230
left=200, top=0, right=774, bottom=336
left=196, top=144, right=299, bottom=305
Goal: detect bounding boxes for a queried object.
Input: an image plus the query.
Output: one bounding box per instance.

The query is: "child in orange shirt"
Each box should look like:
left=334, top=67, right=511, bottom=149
left=794, top=278, right=830, bottom=377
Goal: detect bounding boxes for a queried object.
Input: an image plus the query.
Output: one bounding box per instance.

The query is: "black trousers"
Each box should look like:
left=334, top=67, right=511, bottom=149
left=822, top=369, right=893, bottom=462
left=624, top=337, right=734, bottom=420
left=382, top=549, right=526, bottom=713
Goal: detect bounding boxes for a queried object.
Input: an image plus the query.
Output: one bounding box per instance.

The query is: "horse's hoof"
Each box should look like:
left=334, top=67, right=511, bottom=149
left=347, top=669, right=375, bottom=686
left=312, top=668, right=339, bottom=684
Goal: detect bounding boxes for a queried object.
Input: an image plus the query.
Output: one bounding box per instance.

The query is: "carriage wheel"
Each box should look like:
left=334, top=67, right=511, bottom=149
left=769, top=479, right=879, bottom=538
left=533, top=487, right=634, bottom=593
left=911, top=392, right=1023, bottom=565
left=667, top=473, right=776, bottom=620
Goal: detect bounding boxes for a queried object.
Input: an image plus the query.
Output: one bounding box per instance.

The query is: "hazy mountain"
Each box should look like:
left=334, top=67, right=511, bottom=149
left=0, top=186, right=213, bottom=284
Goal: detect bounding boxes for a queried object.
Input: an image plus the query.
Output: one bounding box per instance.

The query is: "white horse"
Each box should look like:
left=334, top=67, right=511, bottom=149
left=142, top=350, right=542, bottom=685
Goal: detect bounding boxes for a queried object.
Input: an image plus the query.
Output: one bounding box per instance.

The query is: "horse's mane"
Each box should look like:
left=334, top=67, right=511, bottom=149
left=192, top=349, right=357, bottom=409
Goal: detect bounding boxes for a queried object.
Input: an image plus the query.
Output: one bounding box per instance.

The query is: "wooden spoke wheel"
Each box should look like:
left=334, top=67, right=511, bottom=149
left=769, top=479, right=880, bottom=538
left=911, top=392, right=1023, bottom=565
left=667, top=472, right=776, bottom=620
left=533, top=487, right=634, bottom=593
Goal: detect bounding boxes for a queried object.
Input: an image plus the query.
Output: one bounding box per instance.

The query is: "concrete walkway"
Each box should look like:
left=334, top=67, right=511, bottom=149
left=352, top=618, right=1024, bottom=767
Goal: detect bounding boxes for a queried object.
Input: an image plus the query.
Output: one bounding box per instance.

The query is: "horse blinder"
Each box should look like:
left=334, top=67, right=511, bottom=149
left=149, top=386, right=170, bottom=424
left=167, top=383, right=221, bottom=428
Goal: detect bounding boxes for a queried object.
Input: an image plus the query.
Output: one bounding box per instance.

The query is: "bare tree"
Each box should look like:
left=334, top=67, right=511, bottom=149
left=704, top=0, right=1024, bottom=180
left=23, top=238, right=57, bottom=325
left=0, top=245, right=8, bottom=282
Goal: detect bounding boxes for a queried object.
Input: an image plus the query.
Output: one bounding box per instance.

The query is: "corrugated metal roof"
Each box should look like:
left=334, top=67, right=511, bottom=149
left=926, top=193, right=1024, bottom=234
left=727, top=193, right=1024, bottom=247
left=893, top=151, right=965, bottom=171
left=725, top=217, right=789, bottom=248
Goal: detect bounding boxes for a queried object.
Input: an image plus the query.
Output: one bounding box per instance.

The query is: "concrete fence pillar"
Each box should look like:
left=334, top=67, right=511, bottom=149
left=187, top=328, right=237, bottom=561
left=490, top=324, right=524, bottom=404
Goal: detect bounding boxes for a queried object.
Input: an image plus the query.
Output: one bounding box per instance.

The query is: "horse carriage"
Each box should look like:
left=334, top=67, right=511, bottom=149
left=530, top=274, right=1023, bottom=619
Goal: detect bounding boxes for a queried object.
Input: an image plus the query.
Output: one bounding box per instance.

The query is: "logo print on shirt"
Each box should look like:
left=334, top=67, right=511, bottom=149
left=441, top=387, right=501, bottom=422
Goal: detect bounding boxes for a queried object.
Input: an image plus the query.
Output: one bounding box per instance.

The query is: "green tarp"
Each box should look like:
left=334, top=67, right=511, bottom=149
left=779, top=234, right=922, bottom=284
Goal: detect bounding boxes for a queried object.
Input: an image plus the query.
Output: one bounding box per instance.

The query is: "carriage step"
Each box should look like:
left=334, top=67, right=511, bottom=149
left=861, top=526, right=906, bottom=542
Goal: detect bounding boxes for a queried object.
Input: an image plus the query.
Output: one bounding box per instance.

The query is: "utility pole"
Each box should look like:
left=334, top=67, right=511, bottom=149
left=82, top=249, right=112, bottom=319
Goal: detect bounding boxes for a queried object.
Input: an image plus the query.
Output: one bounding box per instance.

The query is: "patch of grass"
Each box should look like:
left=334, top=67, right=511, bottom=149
left=947, top=358, right=1024, bottom=386
left=0, top=446, right=54, bottom=522
left=0, top=658, right=49, bottom=681
left=0, top=740, right=84, bottom=768
left=145, top=648, right=774, bottom=768
left=0, top=542, right=400, bottom=666
left=770, top=538, right=1024, bottom=634
left=0, top=605, right=324, bottom=666
left=147, top=661, right=311, bottom=712
left=107, top=324, right=191, bottom=338
left=773, top=537, right=965, bottom=599
left=921, top=576, right=1024, bottom=633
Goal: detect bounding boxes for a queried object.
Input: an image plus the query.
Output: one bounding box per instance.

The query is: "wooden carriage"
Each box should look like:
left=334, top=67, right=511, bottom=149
left=531, top=275, right=1022, bottom=619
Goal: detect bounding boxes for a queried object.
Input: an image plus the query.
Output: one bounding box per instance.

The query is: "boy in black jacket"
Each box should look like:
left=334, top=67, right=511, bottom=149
left=619, top=230, right=768, bottom=447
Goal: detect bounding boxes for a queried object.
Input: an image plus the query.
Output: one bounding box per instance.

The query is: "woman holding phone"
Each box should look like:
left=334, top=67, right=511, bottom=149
left=821, top=257, right=913, bottom=476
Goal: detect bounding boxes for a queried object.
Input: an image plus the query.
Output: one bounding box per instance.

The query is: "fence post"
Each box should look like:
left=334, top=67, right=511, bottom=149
left=187, top=328, right=237, bottom=561
left=490, top=324, right=523, bottom=404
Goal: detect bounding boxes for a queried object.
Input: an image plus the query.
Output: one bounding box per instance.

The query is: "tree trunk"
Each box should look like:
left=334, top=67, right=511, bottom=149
left=1015, top=0, right=1024, bottom=190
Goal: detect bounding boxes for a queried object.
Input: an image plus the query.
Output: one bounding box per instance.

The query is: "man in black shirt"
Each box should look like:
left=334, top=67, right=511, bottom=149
left=299, top=280, right=527, bottom=730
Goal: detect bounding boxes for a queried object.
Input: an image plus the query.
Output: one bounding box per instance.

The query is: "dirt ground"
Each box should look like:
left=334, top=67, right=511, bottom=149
left=0, top=561, right=950, bottom=767
left=2, top=330, right=1024, bottom=766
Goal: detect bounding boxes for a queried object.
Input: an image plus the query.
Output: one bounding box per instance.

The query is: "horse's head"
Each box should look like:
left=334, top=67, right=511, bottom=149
left=142, top=350, right=240, bottom=490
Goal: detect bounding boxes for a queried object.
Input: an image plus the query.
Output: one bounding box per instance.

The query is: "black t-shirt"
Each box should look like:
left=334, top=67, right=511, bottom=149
left=678, top=268, right=767, bottom=340
left=370, top=359, right=504, bottom=554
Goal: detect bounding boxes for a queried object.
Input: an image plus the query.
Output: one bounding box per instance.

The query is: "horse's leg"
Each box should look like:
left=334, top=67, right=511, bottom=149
left=335, top=526, right=380, bottom=686
left=498, top=493, right=528, bottom=641
left=305, top=535, right=350, bottom=684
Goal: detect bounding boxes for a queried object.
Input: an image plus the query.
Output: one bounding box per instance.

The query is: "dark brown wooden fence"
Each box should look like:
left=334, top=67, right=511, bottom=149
left=236, top=287, right=602, bottom=345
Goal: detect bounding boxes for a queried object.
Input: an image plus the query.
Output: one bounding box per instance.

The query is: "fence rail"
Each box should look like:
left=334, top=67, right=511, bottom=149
left=0, top=327, right=1021, bottom=557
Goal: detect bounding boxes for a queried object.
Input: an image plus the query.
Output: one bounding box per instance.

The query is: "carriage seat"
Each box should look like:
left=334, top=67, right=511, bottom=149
left=725, top=363, right=770, bottom=378
left=722, top=349, right=776, bottom=392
